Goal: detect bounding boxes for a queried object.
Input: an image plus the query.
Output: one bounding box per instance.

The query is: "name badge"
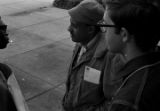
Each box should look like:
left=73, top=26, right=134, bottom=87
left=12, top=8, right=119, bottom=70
left=84, top=66, right=101, bottom=84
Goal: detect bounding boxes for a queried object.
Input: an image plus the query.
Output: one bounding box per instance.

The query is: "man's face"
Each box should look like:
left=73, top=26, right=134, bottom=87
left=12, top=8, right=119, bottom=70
left=103, top=9, right=124, bottom=53
left=0, top=20, right=9, bottom=49
left=68, top=18, right=92, bottom=44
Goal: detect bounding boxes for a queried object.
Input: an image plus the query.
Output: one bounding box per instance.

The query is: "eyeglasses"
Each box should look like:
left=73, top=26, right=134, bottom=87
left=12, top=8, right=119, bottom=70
left=96, top=20, right=117, bottom=32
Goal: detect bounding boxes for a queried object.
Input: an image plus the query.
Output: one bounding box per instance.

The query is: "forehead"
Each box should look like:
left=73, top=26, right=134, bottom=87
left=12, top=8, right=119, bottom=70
left=103, top=8, right=114, bottom=24
left=0, top=18, right=5, bottom=25
left=0, top=19, right=7, bottom=30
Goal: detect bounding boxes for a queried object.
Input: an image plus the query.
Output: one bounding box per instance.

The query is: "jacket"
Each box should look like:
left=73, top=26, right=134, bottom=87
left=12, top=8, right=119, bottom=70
left=0, top=63, right=17, bottom=111
left=62, top=32, right=126, bottom=111
left=63, top=32, right=109, bottom=111
left=107, top=51, right=160, bottom=111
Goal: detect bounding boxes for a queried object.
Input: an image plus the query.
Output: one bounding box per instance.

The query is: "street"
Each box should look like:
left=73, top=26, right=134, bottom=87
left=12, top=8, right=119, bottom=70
left=0, top=0, right=74, bottom=111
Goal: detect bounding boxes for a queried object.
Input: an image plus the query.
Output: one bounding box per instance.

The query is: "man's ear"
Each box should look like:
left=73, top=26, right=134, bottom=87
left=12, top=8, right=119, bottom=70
left=120, top=27, right=129, bottom=43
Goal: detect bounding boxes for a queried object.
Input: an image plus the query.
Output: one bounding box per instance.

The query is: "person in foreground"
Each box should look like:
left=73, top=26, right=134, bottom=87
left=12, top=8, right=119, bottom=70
left=101, top=0, right=160, bottom=111
left=0, top=17, right=17, bottom=111
left=61, top=0, right=123, bottom=110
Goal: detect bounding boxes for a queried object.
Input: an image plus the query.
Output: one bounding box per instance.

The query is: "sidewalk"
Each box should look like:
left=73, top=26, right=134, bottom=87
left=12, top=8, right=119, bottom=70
left=0, top=0, right=74, bottom=111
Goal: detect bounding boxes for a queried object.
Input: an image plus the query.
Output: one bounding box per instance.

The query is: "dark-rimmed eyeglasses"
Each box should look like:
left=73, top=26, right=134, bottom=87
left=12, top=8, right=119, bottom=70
left=96, top=20, right=117, bottom=32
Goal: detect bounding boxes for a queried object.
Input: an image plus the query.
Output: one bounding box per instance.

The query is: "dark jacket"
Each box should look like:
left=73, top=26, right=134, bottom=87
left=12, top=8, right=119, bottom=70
left=107, top=51, right=160, bottom=111
left=0, top=63, right=17, bottom=111
left=63, top=33, right=108, bottom=111
left=62, top=32, right=125, bottom=111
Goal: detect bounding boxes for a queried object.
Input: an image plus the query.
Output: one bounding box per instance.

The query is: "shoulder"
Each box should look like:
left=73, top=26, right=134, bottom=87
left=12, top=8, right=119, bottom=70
left=0, top=63, right=12, bottom=80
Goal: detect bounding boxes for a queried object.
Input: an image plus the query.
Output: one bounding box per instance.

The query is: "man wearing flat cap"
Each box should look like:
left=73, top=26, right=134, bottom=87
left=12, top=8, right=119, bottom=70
left=62, top=0, right=115, bottom=111
left=0, top=17, right=9, bottom=49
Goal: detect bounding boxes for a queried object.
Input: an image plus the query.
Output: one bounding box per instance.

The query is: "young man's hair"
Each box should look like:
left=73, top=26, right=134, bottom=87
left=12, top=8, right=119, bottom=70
left=106, top=1, right=160, bottom=52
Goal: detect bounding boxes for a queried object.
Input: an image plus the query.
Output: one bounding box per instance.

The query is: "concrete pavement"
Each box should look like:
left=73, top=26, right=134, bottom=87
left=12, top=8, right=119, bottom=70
left=0, top=0, right=74, bottom=111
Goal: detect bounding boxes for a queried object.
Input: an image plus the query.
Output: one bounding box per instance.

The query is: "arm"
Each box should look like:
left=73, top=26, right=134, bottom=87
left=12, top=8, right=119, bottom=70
left=0, top=71, right=17, bottom=111
left=94, top=53, right=126, bottom=111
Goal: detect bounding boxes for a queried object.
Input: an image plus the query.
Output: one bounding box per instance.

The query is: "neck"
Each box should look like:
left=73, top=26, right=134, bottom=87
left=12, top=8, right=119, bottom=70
left=81, top=32, right=97, bottom=46
left=123, top=44, right=145, bottom=62
left=81, top=41, right=88, bottom=47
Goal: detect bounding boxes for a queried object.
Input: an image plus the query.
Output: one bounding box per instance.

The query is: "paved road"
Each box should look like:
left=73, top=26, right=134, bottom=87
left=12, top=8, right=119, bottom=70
left=0, top=0, right=74, bottom=111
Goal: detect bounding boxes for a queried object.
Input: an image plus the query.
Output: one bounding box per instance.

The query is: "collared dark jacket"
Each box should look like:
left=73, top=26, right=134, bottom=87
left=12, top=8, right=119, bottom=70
left=62, top=33, right=125, bottom=111
left=0, top=63, right=17, bottom=111
left=107, top=51, right=160, bottom=111
left=62, top=33, right=109, bottom=111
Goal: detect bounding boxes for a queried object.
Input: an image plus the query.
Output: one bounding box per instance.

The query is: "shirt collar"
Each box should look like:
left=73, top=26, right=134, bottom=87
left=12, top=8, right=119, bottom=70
left=115, top=51, right=160, bottom=80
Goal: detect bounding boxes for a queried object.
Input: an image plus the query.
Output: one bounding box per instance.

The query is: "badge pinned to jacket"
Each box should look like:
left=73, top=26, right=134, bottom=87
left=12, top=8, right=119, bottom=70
left=84, top=66, right=101, bottom=84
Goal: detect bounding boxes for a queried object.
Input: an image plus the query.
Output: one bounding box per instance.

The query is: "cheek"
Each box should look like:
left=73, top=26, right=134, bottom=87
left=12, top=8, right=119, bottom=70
left=105, top=31, right=114, bottom=49
left=76, top=29, right=87, bottom=39
left=105, top=31, right=123, bottom=53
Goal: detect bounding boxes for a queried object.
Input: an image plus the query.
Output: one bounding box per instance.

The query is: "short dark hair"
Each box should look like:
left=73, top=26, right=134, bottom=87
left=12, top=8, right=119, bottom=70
left=106, top=1, right=160, bottom=52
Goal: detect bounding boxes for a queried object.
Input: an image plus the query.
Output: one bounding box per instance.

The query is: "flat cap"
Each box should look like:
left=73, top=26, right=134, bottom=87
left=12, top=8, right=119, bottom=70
left=68, top=0, right=104, bottom=25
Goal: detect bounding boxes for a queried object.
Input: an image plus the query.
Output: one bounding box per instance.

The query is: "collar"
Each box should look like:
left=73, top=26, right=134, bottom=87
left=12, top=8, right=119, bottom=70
left=115, top=51, right=160, bottom=80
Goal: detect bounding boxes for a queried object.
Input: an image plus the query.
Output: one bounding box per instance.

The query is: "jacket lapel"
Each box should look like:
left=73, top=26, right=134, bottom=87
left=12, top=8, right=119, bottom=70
left=69, top=44, right=81, bottom=71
